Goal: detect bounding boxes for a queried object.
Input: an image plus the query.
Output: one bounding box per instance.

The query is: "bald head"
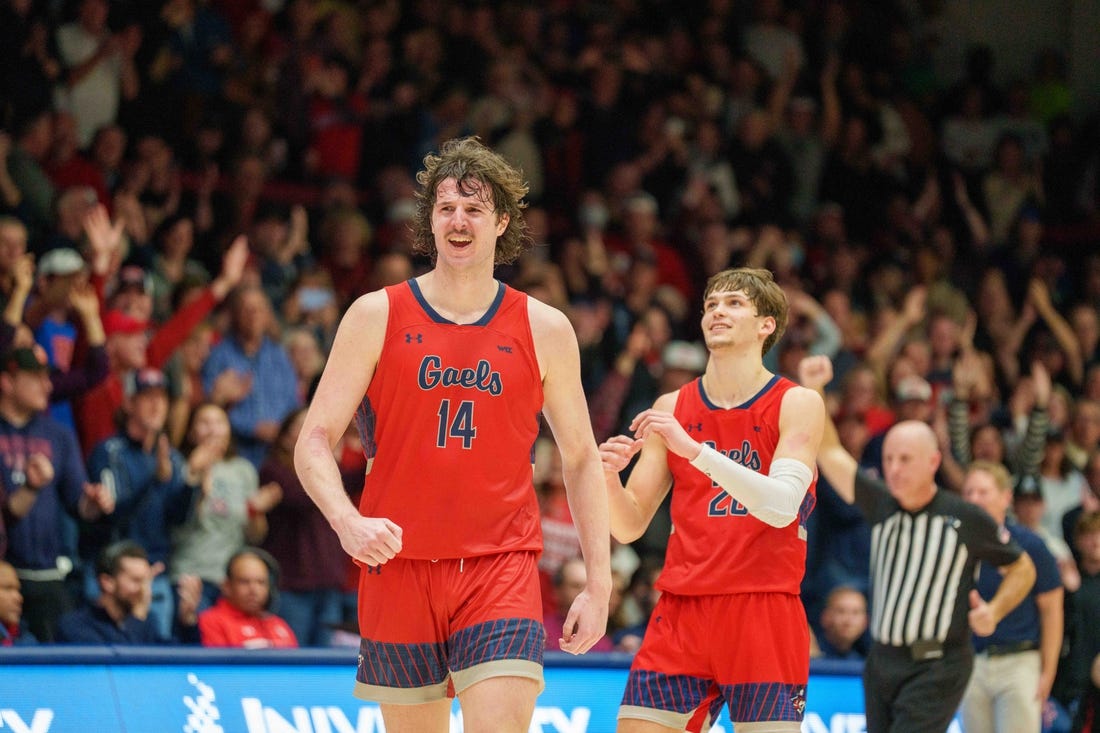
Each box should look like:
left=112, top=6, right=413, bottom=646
left=885, top=420, right=938, bottom=452
left=882, top=420, right=941, bottom=510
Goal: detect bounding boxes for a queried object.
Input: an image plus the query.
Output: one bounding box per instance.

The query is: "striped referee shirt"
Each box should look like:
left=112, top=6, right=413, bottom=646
left=854, top=472, right=1023, bottom=648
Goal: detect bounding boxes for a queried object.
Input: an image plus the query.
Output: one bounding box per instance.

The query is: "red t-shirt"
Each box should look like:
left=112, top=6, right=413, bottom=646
left=198, top=598, right=298, bottom=649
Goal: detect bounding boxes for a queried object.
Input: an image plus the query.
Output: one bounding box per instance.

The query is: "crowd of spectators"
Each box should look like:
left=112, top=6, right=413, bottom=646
left=2, top=0, right=1100, bottom=723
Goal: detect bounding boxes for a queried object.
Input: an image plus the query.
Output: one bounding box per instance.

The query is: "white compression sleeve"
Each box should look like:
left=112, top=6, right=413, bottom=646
left=689, top=446, right=813, bottom=528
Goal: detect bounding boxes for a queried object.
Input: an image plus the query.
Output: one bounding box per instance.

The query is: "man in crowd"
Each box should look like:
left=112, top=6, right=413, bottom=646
left=198, top=547, right=297, bottom=649
left=959, top=461, right=1063, bottom=733
left=56, top=540, right=198, bottom=644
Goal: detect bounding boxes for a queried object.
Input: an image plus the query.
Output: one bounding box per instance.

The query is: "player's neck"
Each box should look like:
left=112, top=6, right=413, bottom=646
left=416, top=269, right=499, bottom=324
left=701, top=355, right=772, bottom=408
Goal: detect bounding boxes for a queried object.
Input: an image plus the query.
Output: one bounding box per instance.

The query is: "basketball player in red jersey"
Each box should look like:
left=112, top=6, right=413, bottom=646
left=294, top=137, right=611, bottom=733
left=600, top=267, right=825, bottom=733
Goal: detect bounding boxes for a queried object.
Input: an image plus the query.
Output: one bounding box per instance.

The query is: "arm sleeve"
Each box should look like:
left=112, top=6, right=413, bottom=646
left=689, top=446, right=813, bottom=528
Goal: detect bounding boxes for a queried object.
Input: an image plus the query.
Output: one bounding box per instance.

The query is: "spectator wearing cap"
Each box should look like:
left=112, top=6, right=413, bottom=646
left=201, top=283, right=300, bottom=468
left=8, top=246, right=109, bottom=434
left=74, top=235, right=249, bottom=456
left=0, top=345, right=113, bottom=641
left=83, top=366, right=192, bottom=641
left=22, top=248, right=92, bottom=426
left=1014, top=475, right=1082, bottom=593
left=858, top=371, right=959, bottom=481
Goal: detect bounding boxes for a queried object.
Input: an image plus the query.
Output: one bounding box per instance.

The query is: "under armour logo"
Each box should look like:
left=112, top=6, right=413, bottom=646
left=686, top=423, right=703, bottom=433
left=365, top=565, right=382, bottom=575
left=497, top=345, right=512, bottom=353
left=405, top=333, right=422, bottom=344
left=753, top=425, right=762, bottom=432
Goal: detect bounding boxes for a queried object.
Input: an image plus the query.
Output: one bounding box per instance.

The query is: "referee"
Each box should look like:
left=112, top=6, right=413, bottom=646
left=800, top=356, right=1036, bottom=733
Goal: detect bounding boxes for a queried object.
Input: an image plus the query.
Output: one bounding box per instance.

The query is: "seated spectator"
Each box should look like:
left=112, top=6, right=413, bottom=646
left=0, top=559, right=35, bottom=645
left=198, top=548, right=297, bottom=649
left=543, top=556, right=612, bottom=652
left=814, top=585, right=870, bottom=660
left=56, top=540, right=197, bottom=644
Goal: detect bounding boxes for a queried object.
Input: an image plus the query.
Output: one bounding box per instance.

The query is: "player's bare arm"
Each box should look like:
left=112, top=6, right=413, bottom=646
left=530, top=298, right=611, bottom=654
left=599, top=390, right=675, bottom=543
left=797, top=354, right=857, bottom=503
left=294, top=289, right=403, bottom=567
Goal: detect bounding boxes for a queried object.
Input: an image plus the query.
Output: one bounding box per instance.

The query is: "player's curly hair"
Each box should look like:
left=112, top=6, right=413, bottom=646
left=702, top=267, right=789, bottom=356
left=412, top=137, right=530, bottom=265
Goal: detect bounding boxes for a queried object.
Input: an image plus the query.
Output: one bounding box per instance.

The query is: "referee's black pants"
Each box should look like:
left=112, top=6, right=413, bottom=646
left=863, top=642, right=973, bottom=733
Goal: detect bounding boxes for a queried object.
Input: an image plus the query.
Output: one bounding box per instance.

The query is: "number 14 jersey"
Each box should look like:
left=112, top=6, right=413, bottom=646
left=355, top=280, right=544, bottom=559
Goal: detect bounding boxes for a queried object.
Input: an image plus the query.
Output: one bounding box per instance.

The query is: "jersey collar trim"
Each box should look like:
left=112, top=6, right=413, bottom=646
left=408, top=279, right=506, bottom=326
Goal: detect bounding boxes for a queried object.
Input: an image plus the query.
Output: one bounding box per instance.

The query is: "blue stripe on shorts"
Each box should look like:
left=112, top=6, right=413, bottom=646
left=356, top=617, right=545, bottom=689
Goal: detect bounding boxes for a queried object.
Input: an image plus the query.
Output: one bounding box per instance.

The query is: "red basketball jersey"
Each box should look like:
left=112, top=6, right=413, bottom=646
left=657, top=376, right=816, bottom=596
left=355, top=280, right=544, bottom=559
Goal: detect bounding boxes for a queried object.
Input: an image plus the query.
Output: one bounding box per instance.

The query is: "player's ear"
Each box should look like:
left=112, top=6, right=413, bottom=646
left=496, top=212, right=509, bottom=237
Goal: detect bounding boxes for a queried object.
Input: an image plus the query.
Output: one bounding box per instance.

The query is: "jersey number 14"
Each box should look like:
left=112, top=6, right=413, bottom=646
left=436, top=399, right=477, bottom=449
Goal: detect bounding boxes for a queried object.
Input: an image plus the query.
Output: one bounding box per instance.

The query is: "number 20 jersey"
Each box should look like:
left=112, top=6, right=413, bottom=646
left=657, top=376, right=817, bottom=597
left=355, top=279, right=544, bottom=560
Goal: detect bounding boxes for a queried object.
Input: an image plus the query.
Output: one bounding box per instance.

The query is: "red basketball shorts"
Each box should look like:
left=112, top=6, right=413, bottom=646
left=620, top=591, right=809, bottom=731
left=353, top=551, right=546, bottom=704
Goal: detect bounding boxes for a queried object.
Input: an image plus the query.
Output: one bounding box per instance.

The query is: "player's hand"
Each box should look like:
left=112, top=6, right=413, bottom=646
left=629, top=409, right=698, bottom=460
left=335, top=513, right=403, bottom=567
left=967, top=589, right=997, bottom=637
left=558, top=585, right=610, bottom=655
left=598, top=435, right=643, bottom=474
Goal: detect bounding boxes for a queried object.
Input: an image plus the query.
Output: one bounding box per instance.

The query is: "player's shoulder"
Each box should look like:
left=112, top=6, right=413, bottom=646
left=653, top=389, right=680, bottom=412
left=345, top=287, right=391, bottom=321
left=525, top=294, right=574, bottom=342
left=778, top=381, right=826, bottom=415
